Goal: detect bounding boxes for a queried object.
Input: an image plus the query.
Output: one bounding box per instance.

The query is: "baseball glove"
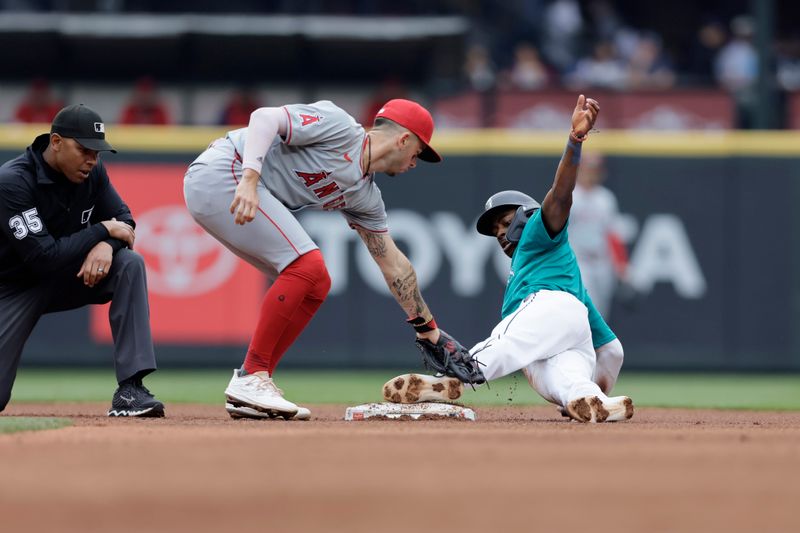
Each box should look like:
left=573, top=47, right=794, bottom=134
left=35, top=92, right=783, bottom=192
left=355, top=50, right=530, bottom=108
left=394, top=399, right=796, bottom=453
left=415, top=330, right=486, bottom=386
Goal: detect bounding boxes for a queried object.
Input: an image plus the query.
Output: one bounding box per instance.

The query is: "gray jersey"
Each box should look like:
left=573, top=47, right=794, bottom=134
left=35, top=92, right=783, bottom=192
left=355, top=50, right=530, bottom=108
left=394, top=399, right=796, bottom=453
left=569, top=184, right=619, bottom=316
left=227, top=101, right=388, bottom=232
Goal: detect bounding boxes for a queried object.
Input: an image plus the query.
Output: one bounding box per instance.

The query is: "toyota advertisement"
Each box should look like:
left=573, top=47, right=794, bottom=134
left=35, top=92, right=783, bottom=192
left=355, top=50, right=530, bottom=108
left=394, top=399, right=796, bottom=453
left=17, top=151, right=800, bottom=371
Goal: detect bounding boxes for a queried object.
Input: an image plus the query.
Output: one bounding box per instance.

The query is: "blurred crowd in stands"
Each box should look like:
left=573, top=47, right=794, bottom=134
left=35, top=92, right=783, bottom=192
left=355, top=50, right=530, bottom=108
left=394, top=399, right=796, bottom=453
left=460, top=2, right=798, bottom=96
left=8, top=77, right=263, bottom=127
left=3, top=0, right=799, bottom=129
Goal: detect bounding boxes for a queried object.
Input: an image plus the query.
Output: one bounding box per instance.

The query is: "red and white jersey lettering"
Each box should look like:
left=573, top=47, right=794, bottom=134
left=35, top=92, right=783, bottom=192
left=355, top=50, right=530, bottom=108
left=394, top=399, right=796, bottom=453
left=227, top=100, right=387, bottom=232
left=295, top=170, right=327, bottom=188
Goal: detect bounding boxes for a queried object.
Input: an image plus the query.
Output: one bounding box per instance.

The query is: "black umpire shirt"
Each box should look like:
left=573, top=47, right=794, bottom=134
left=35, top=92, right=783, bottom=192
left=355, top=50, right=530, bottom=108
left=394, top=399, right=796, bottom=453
left=0, top=134, right=134, bottom=284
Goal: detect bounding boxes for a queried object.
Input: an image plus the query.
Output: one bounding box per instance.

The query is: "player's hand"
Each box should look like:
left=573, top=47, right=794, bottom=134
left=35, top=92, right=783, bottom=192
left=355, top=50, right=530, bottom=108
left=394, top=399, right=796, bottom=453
left=230, top=169, right=260, bottom=225
left=78, top=241, right=113, bottom=287
left=101, top=218, right=135, bottom=249
left=415, top=327, right=440, bottom=343
left=571, top=94, right=600, bottom=138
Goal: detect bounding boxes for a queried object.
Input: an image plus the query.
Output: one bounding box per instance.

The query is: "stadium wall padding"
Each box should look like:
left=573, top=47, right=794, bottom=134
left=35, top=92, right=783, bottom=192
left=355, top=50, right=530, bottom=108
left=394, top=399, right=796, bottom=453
left=2, top=127, right=799, bottom=371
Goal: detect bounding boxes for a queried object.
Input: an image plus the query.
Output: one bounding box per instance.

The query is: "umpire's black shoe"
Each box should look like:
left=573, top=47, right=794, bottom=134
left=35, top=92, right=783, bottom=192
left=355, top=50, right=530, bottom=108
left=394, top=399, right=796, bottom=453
left=108, top=379, right=165, bottom=417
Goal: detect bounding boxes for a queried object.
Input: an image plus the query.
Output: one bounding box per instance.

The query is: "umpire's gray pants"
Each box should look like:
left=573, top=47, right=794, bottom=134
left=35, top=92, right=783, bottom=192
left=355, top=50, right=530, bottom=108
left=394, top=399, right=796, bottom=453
left=0, top=248, right=157, bottom=412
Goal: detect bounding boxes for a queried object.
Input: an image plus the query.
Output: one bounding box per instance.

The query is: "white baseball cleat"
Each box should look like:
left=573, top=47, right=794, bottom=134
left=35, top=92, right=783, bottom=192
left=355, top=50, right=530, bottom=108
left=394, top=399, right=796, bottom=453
left=292, top=406, right=311, bottom=420
left=225, top=402, right=310, bottom=421
left=566, top=395, right=634, bottom=423
left=603, top=395, right=635, bottom=422
left=382, top=373, right=463, bottom=404
left=224, top=369, right=298, bottom=418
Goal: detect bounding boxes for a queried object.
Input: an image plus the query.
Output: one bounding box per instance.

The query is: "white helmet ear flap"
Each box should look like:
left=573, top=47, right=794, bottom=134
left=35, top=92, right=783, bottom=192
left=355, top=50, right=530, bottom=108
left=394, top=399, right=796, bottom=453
left=506, top=206, right=539, bottom=243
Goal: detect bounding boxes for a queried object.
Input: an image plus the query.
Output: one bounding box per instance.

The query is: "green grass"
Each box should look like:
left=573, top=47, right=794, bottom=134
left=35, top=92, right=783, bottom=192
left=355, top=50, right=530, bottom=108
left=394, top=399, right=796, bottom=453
left=8, top=369, right=800, bottom=411
left=0, top=417, right=72, bottom=434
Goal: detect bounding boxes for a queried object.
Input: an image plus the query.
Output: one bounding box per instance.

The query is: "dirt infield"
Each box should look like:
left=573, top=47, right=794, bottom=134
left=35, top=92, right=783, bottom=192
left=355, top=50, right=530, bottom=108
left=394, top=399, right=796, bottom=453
left=1, top=403, right=798, bottom=533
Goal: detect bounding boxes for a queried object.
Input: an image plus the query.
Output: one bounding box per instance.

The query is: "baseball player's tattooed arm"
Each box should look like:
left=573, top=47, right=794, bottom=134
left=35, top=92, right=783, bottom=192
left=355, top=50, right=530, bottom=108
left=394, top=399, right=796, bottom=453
left=541, top=94, right=599, bottom=237
left=356, top=228, right=437, bottom=340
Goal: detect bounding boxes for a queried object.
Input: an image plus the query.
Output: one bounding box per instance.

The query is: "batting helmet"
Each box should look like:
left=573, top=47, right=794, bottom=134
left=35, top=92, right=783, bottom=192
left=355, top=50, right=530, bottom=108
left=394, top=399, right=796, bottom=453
left=476, top=190, right=540, bottom=236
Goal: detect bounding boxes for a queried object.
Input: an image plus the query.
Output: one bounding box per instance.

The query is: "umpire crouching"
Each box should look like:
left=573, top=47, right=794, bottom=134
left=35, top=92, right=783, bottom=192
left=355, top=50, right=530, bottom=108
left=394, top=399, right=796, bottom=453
left=0, top=104, right=164, bottom=417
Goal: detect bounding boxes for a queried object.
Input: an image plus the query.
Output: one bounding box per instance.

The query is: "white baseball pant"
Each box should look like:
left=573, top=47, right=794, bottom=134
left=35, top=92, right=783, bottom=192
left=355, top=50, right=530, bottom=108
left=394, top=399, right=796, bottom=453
left=469, top=290, right=609, bottom=406
left=183, top=139, right=318, bottom=277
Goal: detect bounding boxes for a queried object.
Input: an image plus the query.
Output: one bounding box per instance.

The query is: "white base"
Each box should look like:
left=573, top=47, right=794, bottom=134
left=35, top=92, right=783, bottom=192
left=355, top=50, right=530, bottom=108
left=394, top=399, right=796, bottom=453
left=344, top=402, right=476, bottom=421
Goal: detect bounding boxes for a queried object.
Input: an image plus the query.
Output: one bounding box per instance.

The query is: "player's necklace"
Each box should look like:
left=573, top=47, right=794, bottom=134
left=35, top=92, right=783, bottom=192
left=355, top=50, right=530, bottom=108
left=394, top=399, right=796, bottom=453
left=364, top=134, right=372, bottom=176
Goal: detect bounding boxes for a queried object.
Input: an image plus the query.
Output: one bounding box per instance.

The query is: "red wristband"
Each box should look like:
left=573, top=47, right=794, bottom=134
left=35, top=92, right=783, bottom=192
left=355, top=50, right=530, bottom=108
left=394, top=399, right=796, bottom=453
left=407, top=316, right=438, bottom=333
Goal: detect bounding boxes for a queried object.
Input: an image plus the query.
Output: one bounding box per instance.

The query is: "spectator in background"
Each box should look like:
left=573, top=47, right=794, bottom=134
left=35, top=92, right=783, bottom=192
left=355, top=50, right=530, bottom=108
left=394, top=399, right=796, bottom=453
left=504, top=42, right=550, bottom=90
left=568, top=152, right=628, bottom=319
left=567, top=41, right=628, bottom=90
left=626, top=34, right=676, bottom=89
left=14, top=79, right=63, bottom=124
left=219, top=87, right=262, bottom=126
left=776, top=37, right=800, bottom=92
left=119, top=77, right=170, bottom=125
left=586, top=0, right=623, bottom=42
left=540, top=0, right=583, bottom=74
left=463, top=43, right=496, bottom=93
left=688, top=21, right=727, bottom=85
left=714, top=15, right=758, bottom=128
left=361, top=79, right=407, bottom=127
left=463, top=42, right=497, bottom=128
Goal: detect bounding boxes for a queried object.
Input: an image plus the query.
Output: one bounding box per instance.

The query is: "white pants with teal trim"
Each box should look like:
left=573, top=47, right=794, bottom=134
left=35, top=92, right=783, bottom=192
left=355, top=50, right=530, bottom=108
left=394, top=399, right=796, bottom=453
left=469, top=290, right=615, bottom=407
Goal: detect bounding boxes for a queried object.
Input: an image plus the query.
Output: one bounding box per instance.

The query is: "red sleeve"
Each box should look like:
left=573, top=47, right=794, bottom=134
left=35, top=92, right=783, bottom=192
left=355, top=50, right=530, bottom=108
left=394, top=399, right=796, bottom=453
left=607, top=232, right=628, bottom=277
left=119, top=106, right=134, bottom=124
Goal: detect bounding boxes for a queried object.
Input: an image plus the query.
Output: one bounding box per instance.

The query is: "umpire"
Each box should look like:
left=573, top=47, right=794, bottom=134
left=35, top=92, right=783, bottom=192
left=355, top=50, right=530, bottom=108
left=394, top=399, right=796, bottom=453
left=0, top=104, right=164, bottom=417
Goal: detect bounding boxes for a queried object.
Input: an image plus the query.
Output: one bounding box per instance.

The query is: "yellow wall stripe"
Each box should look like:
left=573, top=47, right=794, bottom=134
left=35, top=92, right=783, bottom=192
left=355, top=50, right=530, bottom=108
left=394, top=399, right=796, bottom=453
left=1, top=124, right=799, bottom=157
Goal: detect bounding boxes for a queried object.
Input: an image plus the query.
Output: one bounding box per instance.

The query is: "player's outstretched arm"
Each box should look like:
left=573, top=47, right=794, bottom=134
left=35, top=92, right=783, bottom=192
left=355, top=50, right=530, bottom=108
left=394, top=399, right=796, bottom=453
left=355, top=227, right=440, bottom=342
left=541, top=94, right=600, bottom=236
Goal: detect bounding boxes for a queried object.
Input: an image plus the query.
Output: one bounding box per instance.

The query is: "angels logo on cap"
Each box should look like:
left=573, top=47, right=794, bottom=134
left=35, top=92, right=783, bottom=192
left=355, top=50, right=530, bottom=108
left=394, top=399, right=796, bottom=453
left=374, top=99, right=441, bottom=163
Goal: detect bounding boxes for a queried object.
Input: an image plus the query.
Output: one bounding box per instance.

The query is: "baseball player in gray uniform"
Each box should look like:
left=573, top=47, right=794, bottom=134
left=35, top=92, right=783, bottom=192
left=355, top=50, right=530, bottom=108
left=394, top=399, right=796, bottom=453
left=569, top=152, right=627, bottom=318
left=184, top=98, right=460, bottom=420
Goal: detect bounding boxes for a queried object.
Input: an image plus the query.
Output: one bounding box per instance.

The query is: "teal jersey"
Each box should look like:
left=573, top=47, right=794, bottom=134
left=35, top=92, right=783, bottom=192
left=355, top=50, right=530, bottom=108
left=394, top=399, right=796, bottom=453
left=584, top=291, right=617, bottom=349
left=501, top=209, right=585, bottom=317
left=501, top=209, right=617, bottom=348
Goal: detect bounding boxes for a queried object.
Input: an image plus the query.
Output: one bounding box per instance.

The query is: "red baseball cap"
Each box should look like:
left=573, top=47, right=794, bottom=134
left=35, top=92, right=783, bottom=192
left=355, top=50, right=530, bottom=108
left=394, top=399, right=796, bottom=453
left=374, top=99, right=441, bottom=163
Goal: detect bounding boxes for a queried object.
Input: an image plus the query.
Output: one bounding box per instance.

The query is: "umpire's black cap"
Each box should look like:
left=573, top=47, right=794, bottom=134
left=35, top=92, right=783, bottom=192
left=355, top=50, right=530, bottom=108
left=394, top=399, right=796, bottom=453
left=51, top=104, right=117, bottom=153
